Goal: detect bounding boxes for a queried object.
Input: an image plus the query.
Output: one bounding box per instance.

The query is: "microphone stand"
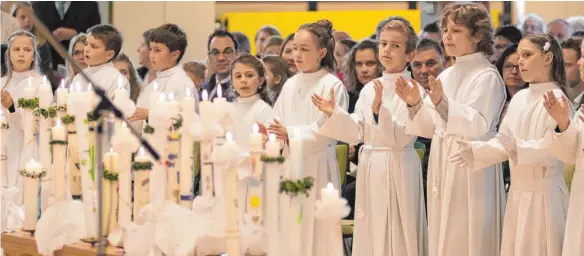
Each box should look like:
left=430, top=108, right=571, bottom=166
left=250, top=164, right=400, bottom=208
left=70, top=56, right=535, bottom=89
left=28, top=10, right=162, bottom=256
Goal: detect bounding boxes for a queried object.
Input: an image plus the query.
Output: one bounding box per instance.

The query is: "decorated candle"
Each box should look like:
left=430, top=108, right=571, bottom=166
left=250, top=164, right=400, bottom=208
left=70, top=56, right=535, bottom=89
left=199, top=90, right=214, bottom=131
left=23, top=159, right=42, bottom=231
left=179, top=88, right=195, bottom=209
left=1, top=110, right=7, bottom=186
left=56, top=79, right=68, bottom=106
left=213, top=86, right=228, bottom=119
left=102, top=148, right=120, bottom=235
left=265, top=133, right=281, bottom=256
left=223, top=132, right=241, bottom=256
left=24, top=76, right=35, bottom=99
left=133, top=147, right=151, bottom=224
left=167, top=92, right=180, bottom=120
left=66, top=83, right=80, bottom=116
left=148, top=82, right=161, bottom=113
left=288, top=130, right=303, bottom=179
left=51, top=119, right=67, bottom=200
left=317, top=183, right=345, bottom=256
left=166, top=131, right=180, bottom=203
left=38, top=76, right=53, bottom=108
left=181, top=88, right=196, bottom=123
left=115, top=122, right=133, bottom=226
left=249, top=123, right=263, bottom=151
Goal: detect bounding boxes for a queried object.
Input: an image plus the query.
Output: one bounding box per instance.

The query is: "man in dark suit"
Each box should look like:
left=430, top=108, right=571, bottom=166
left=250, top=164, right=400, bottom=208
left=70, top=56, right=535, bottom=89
left=199, top=30, right=238, bottom=102
left=32, top=1, right=101, bottom=70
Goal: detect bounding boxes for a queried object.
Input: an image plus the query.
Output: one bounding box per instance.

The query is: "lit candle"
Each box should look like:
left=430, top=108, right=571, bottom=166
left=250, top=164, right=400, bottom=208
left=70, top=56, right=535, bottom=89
left=38, top=76, right=53, bottom=108
left=56, top=79, right=68, bottom=106
left=149, top=82, right=161, bottom=111
left=115, top=122, right=133, bottom=226
left=114, top=77, right=130, bottom=100
left=24, top=76, right=35, bottom=99
left=223, top=132, right=241, bottom=256
left=264, top=133, right=281, bottom=256
left=66, top=84, right=79, bottom=115
left=181, top=88, right=196, bottom=125
left=133, top=147, right=150, bottom=224
left=214, top=86, right=227, bottom=117
left=52, top=119, right=67, bottom=201
left=102, top=147, right=120, bottom=235
left=249, top=123, right=263, bottom=151
left=317, top=182, right=345, bottom=256
left=23, top=158, right=42, bottom=231
left=167, top=92, right=180, bottom=119
left=87, top=83, right=99, bottom=110
left=179, top=89, right=195, bottom=209
left=199, top=90, right=214, bottom=131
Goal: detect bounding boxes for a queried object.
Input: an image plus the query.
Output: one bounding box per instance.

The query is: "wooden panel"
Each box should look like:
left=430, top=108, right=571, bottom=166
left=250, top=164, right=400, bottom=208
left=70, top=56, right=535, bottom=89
left=165, top=1, right=216, bottom=61
left=525, top=1, right=584, bottom=22
left=1, top=232, right=123, bottom=256
left=216, top=1, right=307, bottom=17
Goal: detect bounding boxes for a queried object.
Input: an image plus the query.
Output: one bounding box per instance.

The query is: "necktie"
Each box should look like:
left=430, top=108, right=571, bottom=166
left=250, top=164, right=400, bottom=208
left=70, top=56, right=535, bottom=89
left=56, top=2, right=66, bottom=20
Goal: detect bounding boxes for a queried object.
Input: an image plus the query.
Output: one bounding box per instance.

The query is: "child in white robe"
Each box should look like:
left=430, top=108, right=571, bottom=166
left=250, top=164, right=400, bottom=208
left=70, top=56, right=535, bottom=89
left=133, top=24, right=198, bottom=122
left=397, top=3, right=507, bottom=256
left=451, top=34, right=572, bottom=256
left=1, top=31, right=41, bottom=231
left=226, top=55, right=277, bottom=250
left=544, top=38, right=584, bottom=256
left=267, top=19, right=349, bottom=256
left=70, top=25, right=130, bottom=100
left=313, top=17, right=427, bottom=256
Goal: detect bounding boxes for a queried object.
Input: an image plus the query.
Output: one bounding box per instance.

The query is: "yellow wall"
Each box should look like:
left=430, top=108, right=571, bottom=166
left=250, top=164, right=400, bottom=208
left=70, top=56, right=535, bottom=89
left=112, top=2, right=215, bottom=65
left=224, top=9, right=421, bottom=55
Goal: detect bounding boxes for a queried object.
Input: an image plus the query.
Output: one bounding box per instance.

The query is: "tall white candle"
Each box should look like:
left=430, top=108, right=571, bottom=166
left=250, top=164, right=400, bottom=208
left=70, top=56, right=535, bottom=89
left=23, top=159, right=42, bottom=231
left=133, top=147, right=151, bottom=224
left=318, top=183, right=344, bottom=256
left=103, top=148, right=120, bottom=235
left=56, top=80, right=68, bottom=106
left=66, top=83, right=79, bottom=116
left=166, top=133, right=180, bottom=203
left=24, top=76, right=35, bottom=99
left=0, top=110, right=7, bottom=186
left=214, top=86, right=228, bottom=117
left=38, top=76, right=53, bottom=108
left=52, top=119, right=67, bottom=201
left=116, top=122, right=133, bottom=226
left=167, top=92, right=180, bottom=120
left=199, top=90, right=213, bottom=131
left=148, top=82, right=161, bottom=121
left=199, top=90, right=215, bottom=196
left=223, top=132, right=241, bottom=256
left=265, top=133, right=281, bottom=256
left=288, top=130, right=303, bottom=179
left=179, top=88, right=195, bottom=209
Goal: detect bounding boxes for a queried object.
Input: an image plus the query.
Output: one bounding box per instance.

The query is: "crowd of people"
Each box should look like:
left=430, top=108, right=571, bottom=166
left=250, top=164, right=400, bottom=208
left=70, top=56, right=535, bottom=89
left=2, top=1, right=584, bottom=255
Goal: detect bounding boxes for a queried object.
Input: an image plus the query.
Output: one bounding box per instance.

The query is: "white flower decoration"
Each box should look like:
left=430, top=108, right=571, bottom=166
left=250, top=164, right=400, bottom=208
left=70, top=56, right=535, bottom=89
left=543, top=42, right=551, bottom=52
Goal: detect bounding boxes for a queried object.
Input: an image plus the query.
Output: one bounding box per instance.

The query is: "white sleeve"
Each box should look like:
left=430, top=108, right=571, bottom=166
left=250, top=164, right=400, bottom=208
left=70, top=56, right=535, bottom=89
left=317, top=87, right=369, bottom=145
left=445, top=71, right=506, bottom=138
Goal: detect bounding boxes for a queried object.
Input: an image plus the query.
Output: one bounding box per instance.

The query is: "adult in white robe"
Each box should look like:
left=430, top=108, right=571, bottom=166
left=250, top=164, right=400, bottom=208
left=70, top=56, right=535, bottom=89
left=405, top=52, right=506, bottom=256
left=272, top=68, right=349, bottom=256
left=71, top=62, right=130, bottom=99
left=229, top=94, right=277, bottom=219
left=547, top=105, right=584, bottom=256
left=451, top=82, right=571, bottom=256
left=317, top=70, right=427, bottom=256
left=1, top=71, right=41, bottom=206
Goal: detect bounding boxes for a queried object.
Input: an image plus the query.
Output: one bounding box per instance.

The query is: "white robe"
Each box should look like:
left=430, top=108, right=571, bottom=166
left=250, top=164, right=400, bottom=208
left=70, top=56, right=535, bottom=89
left=319, top=71, right=428, bottom=256
left=406, top=52, right=506, bottom=256
left=549, top=105, right=584, bottom=256
left=273, top=68, right=349, bottom=256
left=71, top=62, right=130, bottom=99
left=468, top=82, right=570, bottom=256
left=136, top=65, right=198, bottom=111
left=1, top=71, right=41, bottom=205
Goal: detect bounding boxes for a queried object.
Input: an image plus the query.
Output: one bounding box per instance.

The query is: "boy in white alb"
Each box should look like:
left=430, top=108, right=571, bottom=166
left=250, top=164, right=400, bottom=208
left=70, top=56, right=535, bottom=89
left=132, top=23, right=198, bottom=121
left=71, top=24, right=129, bottom=99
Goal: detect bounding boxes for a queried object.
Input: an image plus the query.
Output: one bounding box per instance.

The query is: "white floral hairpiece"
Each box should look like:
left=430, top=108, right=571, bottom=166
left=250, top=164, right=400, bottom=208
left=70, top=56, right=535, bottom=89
left=543, top=42, right=551, bottom=52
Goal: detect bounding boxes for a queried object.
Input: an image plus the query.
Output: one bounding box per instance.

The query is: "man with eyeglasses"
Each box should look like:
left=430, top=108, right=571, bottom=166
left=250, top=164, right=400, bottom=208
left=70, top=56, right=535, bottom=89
left=199, top=30, right=239, bottom=102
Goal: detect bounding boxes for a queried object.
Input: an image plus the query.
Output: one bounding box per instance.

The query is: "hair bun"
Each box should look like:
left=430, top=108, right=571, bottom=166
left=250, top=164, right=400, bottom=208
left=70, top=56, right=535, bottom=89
left=316, top=19, right=334, bottom=33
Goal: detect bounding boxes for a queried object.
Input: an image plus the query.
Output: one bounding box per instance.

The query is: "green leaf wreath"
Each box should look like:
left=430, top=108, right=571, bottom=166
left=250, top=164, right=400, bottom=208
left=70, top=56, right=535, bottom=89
left=132, top=161, right=153, bottom=171
left=143, top=125, right=155, bottom=134
left=280, top=177, right=315, bottom=197
left=61, top=115, right=75, bottom=125
left=18, top=168, right=47, bottom=179
left=17, top=98, right=39, bottom=110
left=260, top=155, right=285, bottom=164
left=103, top=169, right=119, bottom=181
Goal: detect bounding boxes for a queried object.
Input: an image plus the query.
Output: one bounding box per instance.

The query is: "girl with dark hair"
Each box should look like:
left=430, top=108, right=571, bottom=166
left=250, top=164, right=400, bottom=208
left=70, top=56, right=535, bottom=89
left=267, top=19, right=349, bottom=256
left=113, top=53, right=143, bottom=103
left=453, top=33, right=573, bottom=255
left=496, top=44, right=528, bottom=121
left=280, top=33, right=297, bottom=75
left=333, top=39, right=356, bottom=81
left=397, top=3, right=507, bottom=255
left=262, top=55, right=288, bottom=104
left=342, top=39, right=382, bottom=113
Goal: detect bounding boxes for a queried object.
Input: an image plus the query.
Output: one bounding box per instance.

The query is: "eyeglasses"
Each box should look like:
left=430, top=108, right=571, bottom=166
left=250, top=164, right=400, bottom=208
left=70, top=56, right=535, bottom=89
left=208, top=48, right=235, bottom=57
left=503, top=64, right=519, bottom=71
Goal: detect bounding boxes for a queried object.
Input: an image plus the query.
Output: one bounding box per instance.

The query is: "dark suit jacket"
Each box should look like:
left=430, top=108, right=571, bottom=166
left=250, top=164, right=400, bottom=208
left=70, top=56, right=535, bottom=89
left=32, top=1, right=101, bottom=70
left=199, top=74, right=235, bottom=102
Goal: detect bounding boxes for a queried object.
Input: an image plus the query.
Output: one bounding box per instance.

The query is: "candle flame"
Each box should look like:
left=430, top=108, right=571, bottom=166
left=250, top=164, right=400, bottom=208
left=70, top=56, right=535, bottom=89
left=252, top=123, right=259, bottom=133
left=158, top=93, right=166, bottom=103
left=28, top=76, right=32, bottom=87
left=118, top=76, right=124, bottom=90
left=60, top=79, right=65, bottom=89
left=42, top=75, right=48, bottom=85
left=168, top=92, right=175, bottom=101
left=109, top=147, right=114, bottom=153
left=87, top=83, right=93, bottom=91
left=217, top=86, right=222, bottom=98
left=28, top=158, right=36, bottom=165
left=186, top=88, right=192, bottom=98
left=202, top=90, right=208, bottom=101
left=269, top=133, right=276, bottom=142
left=75, top=83, right=81, bottom=93
left=153, top=82, right=159, bottom=92
left=327, top=182, right=334, bottom=191
left=226, top=132, right=233, bottom=142
left=138, top=147, right=145, bottom=156
left=56, top=119, right=62, bottom=127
